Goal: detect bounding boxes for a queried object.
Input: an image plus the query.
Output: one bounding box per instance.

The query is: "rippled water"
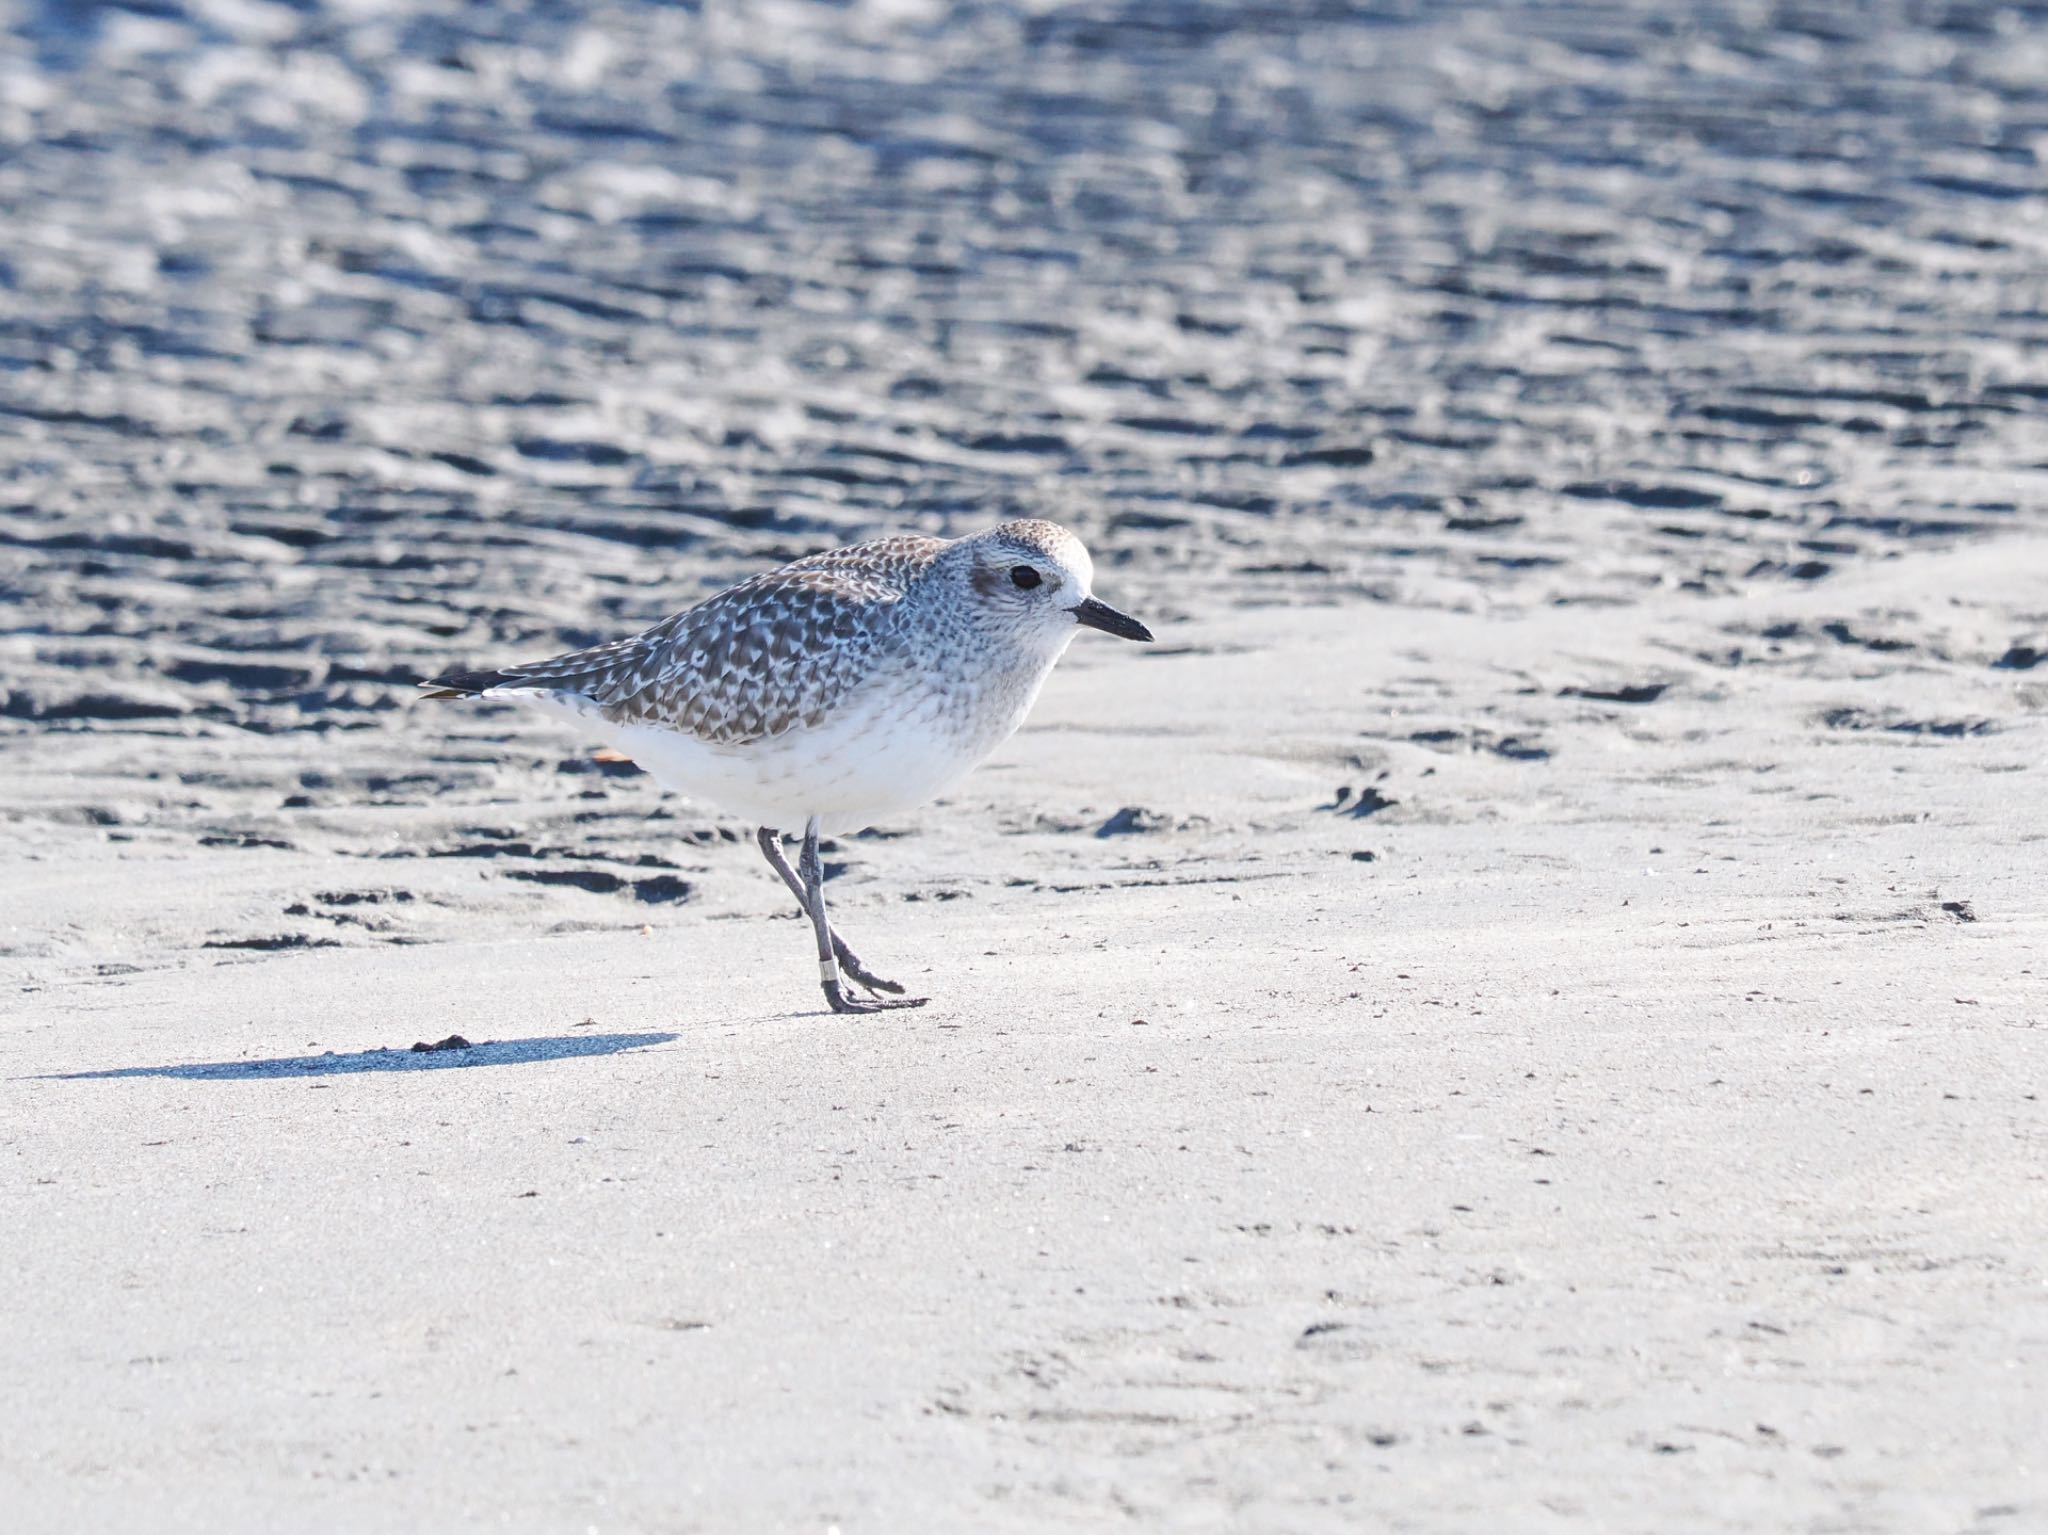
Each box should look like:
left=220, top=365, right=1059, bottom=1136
left=2, top=0, right=2044, bottom=732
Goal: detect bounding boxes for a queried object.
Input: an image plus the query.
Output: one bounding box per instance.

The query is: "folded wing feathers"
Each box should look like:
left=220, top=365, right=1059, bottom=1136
left=415, top=537, right=946, bottom=745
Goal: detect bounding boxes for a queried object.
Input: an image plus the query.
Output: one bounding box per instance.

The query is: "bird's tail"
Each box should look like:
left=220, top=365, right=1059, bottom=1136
left=416, top=669, right=520, bottom=700
left=419, top=637, right=635, bottom=705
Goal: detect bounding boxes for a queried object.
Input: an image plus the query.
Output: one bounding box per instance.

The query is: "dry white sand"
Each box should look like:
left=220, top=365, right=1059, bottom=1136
left=5, top=535, right=2043, bottom=1531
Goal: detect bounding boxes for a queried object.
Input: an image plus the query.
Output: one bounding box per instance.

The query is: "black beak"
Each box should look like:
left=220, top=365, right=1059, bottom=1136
left=1072, top=596, right=1153, bottom=643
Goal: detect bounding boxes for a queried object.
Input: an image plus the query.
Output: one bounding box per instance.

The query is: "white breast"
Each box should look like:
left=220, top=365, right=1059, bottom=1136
left=552, top=646, right=1061, bottom=834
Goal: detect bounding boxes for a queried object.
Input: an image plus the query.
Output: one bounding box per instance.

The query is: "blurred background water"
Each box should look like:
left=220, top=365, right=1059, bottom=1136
left=1, top=0, right=2044, bottom=731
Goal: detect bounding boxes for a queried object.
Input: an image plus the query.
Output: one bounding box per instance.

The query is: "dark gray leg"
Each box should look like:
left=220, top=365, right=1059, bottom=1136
left=797, top=817, right=926, bottom=1015
left=755, top=827, right=906, bottom=995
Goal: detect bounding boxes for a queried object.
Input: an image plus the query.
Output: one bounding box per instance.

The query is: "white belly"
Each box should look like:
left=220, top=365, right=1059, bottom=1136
left=518, top=665, right=1048, bottom=834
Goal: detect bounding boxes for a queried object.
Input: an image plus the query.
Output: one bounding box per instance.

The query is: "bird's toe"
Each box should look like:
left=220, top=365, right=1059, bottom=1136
left=824, top=986, right=929, bottom=1015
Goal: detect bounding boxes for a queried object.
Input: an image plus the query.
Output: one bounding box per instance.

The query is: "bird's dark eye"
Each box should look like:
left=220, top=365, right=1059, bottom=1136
left=1009, top=565, right=1042, bottom=590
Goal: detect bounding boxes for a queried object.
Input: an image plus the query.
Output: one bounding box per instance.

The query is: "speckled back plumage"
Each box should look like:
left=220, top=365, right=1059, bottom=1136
left=472, top=535, right=947, bottom=745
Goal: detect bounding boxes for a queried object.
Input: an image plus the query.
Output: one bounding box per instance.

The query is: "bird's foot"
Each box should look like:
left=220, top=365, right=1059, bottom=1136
left=832, top=939, right=908, bottom=996
left=823, top=979, right=929, bottom=1015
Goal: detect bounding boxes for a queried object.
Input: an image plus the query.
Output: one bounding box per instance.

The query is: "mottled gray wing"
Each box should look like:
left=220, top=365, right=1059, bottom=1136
left=445, top=537, right=944, bottom=746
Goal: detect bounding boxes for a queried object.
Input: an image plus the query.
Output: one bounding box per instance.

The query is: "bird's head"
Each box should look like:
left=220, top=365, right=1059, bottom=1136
left=945, top=519, right=1152, bottom=656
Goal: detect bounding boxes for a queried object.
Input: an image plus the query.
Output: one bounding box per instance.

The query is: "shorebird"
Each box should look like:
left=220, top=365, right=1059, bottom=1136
left=420, top=520, right=1152, bottom=1013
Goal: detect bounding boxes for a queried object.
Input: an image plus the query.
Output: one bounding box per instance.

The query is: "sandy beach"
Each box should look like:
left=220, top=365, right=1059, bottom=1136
left=4, top=1, right=2046, bottom=1529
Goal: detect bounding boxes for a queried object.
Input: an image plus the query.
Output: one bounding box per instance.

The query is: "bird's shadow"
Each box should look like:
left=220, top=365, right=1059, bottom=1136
left=39, top=1032, right=678, bottom=1082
